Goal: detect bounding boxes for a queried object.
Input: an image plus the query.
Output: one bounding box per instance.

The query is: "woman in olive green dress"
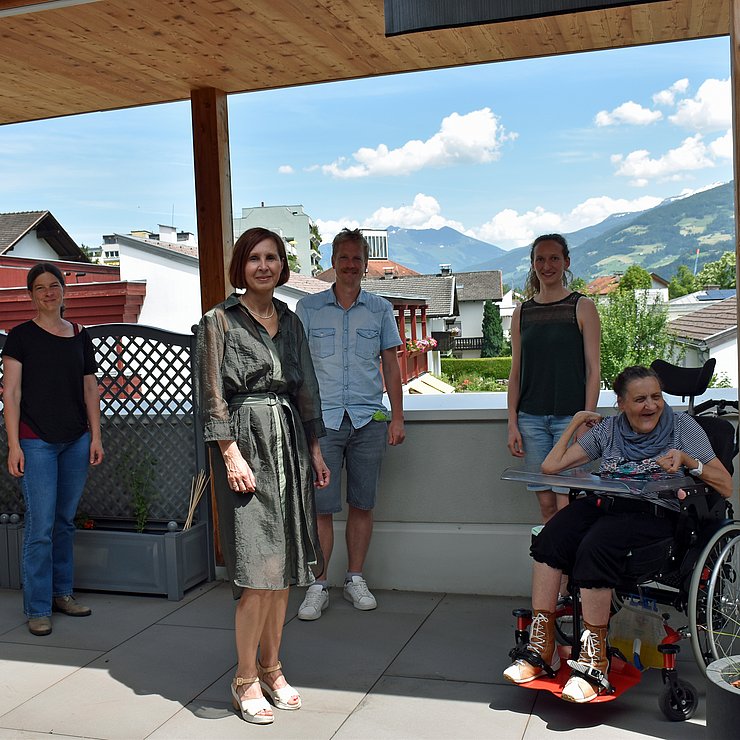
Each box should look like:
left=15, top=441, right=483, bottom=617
left=196, top=227, right=328, bottom=725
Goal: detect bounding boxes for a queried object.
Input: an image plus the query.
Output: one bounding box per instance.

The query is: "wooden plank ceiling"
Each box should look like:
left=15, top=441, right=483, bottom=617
left=0, top=0, right=730, bottom=125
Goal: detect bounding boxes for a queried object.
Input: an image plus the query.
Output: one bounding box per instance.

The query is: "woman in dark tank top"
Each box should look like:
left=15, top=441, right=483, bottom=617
left=507, top=234, right=601, bottom=523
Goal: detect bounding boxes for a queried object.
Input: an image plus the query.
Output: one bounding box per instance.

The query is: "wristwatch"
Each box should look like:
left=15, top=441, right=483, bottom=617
left=689, top=459, right=703, bottom=477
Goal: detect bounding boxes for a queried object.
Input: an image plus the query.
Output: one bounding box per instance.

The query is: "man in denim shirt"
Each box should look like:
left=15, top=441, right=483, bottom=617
left=295, top=229, right=405, bottom=619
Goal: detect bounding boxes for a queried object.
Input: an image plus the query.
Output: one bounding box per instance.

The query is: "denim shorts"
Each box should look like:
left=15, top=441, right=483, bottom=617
left=316, top=414, right=388, bottom=514
left=517, top=412, right=573, bottom=493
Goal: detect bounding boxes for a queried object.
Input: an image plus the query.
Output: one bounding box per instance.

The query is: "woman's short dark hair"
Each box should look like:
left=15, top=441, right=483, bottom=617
left=229, top=227, right=290, bottom=289
left=524, top=233, right=572, bottom=297
left=613, top=365, right=662, bottom=399
left=26, top=262, right=65, bottom=292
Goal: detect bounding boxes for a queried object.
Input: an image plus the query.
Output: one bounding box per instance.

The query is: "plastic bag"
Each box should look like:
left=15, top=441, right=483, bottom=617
left=609, top=594, right=666, bottom=670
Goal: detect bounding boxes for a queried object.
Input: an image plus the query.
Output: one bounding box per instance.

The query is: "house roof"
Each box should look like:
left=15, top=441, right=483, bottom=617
left=362, top=275, right=456, bottom=317
left=0, top=2, right=727, bottom=126
left=698, top=289, right=736, bottom=302
left=668, top=296, right=737, bottom=343
left=453, top=271, right=503, bottom=302
left=111, top=234, right=199, bottom=265
left=317, top=259, right=420, bottom=283
left=284, top=273, right=330, bottom=295
left=0, top=211, right=88, bottom=261
left=585, top=275, right=620, bottom=295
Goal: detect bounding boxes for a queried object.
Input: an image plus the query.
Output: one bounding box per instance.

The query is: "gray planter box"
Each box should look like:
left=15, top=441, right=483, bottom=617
left=73, top=521, right=210, bottom=601
left=0, top=521, right=23, bottom=590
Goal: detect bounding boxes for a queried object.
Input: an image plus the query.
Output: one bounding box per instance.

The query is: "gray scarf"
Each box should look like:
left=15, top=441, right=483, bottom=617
left=615, top=403, right=675, bottom=461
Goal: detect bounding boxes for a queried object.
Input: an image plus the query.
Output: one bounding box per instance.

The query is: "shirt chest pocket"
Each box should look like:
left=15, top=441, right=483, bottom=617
left=355, top=328, right=380, bottom=359
left=310, top=327, right=335, bottom=358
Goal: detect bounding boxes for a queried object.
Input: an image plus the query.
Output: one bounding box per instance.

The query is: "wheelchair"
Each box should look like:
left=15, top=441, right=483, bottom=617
left=502, top=358, right=740, bottom=721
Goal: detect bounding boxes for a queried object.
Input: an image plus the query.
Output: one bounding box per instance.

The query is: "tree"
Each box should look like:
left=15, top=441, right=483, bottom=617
left=696, top=251, right=736, bottom=289
left=481, top=299, right=504, bottom=358
left=570, top=276, right=588, bottom=293
left=668, top=264, right=697, bottom=299
left=598, top=290, right=678, bottom=387
left=310, top=222, right=323, bottom=275
left=618, top=265, right=651, bottom=293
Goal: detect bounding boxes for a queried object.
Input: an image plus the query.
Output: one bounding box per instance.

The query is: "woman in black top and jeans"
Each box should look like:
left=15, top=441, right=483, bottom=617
left=507, top=234, right=601, bottom=522
left=2, top=262, right=104, bottom=636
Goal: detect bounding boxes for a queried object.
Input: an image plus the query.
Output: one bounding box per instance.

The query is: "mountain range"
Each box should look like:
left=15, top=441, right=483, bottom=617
left=320, top=181, right=735, bottom=287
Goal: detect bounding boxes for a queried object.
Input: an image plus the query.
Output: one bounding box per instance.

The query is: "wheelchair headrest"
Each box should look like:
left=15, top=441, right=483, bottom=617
left=650, top=358, right=716, bottom=399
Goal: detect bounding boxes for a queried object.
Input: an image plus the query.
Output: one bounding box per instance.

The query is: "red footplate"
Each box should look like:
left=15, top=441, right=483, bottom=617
left=519, top=645, right=642, bottom=702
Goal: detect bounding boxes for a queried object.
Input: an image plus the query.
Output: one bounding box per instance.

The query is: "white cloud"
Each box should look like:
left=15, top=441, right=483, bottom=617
left=566, top=195, right=662, bottom=229
left=669, top=78, right=730, bottom=131
left=364, top=194, right=466, bottom=231
left=469, top=195, right=662, bottom=249
left=611, top=134, right=714, bottom=182
left=652, top=78, right=689, bottom=107
left=473, top=208, right=561, bottom=249
left=315, top=217, right=361, bottom=243
left=316, top=194, right=465, bottom=241
left=709, top=129, right=733, bottom=160
left=277, top=164, right=294, bottom=174
left=594, top=101, right=662, bottom=127
left=318, top=108, right=515, bottom=178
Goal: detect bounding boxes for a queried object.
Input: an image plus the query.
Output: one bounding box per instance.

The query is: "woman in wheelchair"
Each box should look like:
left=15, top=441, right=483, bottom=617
left=503, top=365, right=733, bottom=703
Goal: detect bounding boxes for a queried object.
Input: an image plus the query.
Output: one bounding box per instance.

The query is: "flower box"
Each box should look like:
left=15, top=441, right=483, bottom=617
left=0, top=520, right=23, bottom=589
left=73, top=521, right=211, bottom=601
left=1, top=521, right=211, bottom=600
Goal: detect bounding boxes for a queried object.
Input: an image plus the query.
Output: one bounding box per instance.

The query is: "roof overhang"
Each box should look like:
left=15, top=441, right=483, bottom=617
left=0, top=0, right=730, bottom=126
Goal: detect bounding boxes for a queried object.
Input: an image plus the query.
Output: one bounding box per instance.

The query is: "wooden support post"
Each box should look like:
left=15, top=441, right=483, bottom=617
left=191, top=87, right=233, bottom=314
left=191, top=87, right=233, bottom=567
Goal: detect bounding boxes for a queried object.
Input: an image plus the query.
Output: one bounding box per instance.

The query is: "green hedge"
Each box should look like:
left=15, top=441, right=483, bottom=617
left=441, top=357, right=512, bottom=380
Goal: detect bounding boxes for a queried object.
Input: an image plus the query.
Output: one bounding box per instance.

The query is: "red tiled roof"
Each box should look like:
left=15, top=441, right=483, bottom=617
left=317, top=259, right=420, bottom=283
left=585, top=275, right=620, bottom=295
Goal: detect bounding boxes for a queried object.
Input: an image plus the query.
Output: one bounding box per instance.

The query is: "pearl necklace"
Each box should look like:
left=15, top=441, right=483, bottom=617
left=240, top=296, right=275, bottom=320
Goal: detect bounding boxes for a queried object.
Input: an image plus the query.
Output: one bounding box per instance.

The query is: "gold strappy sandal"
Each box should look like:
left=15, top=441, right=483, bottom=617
left=231, top=675, right=274, bottom=724
left=258, top=661, right=302, bottom=710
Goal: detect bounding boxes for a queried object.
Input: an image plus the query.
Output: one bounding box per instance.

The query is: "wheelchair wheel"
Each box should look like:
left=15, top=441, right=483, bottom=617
left=688, top=524, right=740, bottom=674
left=658, top=679, right=698, bottom=721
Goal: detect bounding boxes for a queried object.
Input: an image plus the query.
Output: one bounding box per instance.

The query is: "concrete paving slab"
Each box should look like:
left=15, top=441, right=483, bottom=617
left=388, top=593, right=518, bottom=684
left=0, top=731, right=82, bottom=739
left=0, top=642, right=102, bottom=717
left=334, top=675, right=536, bottom=739
left=0, top=624, right=235, bottom=740
left=517, top=663, right=707, bottom=739
left=0, top=589, right=24, bottom=636
left=158, top=581, right=236, bottom=630
left=0, top=585, right=218, bottom=652
left=149, top=699, right=348, bottom=739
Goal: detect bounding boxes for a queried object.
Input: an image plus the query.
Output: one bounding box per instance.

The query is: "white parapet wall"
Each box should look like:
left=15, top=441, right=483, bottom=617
left=320, top=389, right=739, bottom=597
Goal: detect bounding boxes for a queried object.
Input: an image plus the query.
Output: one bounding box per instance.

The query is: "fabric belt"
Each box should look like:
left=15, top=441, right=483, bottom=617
left=591, top=494, right=674, bottom=519
left=229, top=392, right=290, bottom=409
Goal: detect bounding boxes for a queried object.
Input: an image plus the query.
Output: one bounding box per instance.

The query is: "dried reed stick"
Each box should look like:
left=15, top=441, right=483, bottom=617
left=184, top=469, right=209, bottom=530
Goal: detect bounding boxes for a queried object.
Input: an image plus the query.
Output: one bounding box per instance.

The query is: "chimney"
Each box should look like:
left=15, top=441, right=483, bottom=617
left=383, top=266, right=394, bottom=279
left=439, top=264, right=452, bottom=276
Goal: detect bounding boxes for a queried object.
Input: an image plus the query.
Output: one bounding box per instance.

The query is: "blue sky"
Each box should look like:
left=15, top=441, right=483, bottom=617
left=0, top=36, right=732, bottom=253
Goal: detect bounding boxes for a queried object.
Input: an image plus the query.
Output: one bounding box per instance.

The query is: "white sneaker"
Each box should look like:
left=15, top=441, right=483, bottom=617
left=343, top=576, right=377, bottom=610
left=298, top=585, right=329, bottom=621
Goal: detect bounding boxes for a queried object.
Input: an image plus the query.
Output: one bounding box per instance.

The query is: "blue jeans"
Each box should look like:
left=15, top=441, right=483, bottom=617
left=517, top=412, right=572, bottom=493
left=316, top=414, right=388, bottom=514
left=20, top=432, right=90, bottom=618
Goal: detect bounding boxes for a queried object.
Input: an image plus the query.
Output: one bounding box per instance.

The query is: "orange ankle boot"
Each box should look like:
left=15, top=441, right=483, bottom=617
left=562, top=622, right=610, bottom=702
left=503, top=610, right=560, bottom=684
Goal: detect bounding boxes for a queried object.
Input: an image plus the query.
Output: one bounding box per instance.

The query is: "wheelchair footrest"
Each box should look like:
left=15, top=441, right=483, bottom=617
left=517, top=646, right=642, bottom=702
